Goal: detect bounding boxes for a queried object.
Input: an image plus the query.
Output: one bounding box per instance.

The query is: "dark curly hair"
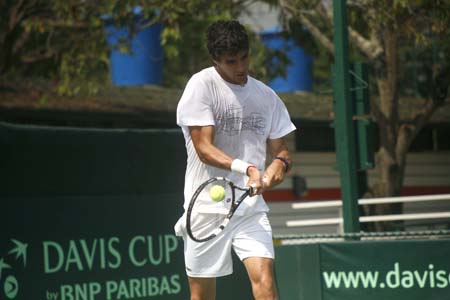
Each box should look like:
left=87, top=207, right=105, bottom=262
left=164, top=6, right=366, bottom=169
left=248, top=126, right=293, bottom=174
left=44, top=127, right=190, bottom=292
left=206, top=20, right=249, bottom=60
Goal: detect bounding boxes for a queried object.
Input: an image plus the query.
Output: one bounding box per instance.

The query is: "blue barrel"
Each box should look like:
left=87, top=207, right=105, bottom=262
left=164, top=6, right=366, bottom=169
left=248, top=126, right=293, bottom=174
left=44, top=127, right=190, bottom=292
left=106, top=18, right=163, bottom=86
left=261, top=27, right=313, bottom=93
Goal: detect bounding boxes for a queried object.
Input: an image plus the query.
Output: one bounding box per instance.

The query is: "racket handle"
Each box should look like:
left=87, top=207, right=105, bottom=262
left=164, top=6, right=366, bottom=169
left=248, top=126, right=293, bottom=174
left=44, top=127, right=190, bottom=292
left=248, top=184, right=256, bottom=195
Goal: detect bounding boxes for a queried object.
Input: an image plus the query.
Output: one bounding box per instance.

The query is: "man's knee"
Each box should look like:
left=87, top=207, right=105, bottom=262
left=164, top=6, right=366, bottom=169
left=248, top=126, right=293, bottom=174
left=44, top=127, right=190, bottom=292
left=252, top=275, right=277, bottom=300
left=188, top=277, right=216, bottom=300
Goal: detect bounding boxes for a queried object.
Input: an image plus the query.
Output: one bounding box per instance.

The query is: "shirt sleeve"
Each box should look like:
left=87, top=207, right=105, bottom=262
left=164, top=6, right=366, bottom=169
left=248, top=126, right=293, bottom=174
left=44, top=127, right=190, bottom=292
left=177, top=75, right=215, bottom=127
left=269, top=91, right=297, bottom=139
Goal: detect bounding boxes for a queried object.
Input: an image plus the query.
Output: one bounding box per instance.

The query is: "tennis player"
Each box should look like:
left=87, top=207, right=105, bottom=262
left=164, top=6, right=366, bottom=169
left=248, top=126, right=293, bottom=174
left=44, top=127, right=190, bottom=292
left=174, top=20, right=296, bottom=300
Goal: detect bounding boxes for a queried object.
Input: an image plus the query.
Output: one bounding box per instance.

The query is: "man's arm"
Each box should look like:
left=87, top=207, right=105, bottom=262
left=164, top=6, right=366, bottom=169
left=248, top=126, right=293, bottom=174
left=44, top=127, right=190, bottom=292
left=189, top=125, right=263, bottom=194
left=189, top=125, right=232, bottom=169
left=263, top=137, right=292, bottom=189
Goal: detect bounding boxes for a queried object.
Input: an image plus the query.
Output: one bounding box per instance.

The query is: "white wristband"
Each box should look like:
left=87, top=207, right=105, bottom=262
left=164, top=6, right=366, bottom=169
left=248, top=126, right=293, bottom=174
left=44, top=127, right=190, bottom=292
left=231, top=159, right=253, bottom=175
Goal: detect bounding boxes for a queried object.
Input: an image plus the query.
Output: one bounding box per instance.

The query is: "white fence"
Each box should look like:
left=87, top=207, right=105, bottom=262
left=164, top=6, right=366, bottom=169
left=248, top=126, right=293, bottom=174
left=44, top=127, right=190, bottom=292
left=273, top=151, right=450, bottom=191
left=286, top=194, right=450, bottom=232
left=268, top=194, right=450, bottom=236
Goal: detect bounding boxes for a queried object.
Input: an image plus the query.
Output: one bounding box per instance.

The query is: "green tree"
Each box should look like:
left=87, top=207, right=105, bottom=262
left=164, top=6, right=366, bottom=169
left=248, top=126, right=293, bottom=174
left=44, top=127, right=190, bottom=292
left=277, top=0, right=450, bottom=230
left=0, top=0, right=286, bottom=95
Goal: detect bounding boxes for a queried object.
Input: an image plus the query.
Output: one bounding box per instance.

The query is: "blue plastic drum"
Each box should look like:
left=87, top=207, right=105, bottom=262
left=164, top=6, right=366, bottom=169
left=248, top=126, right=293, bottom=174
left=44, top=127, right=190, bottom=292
left=106, top=19, right=163, bottom=86
left=261, top=27, right=313, bottom=93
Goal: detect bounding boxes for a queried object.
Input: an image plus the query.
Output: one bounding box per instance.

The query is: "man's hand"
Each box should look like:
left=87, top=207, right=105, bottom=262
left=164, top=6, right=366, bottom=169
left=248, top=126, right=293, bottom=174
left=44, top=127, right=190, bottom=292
left=262, top=159, right=286, bottom=190
left=262, top=137, right=292, bottom=190
left=247, top=166, right=263, bottom=196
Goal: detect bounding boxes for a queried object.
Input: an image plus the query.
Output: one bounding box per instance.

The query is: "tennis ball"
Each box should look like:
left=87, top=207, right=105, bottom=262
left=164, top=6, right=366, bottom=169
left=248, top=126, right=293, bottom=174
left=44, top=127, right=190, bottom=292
left=210, top=185, right=226, bottom=202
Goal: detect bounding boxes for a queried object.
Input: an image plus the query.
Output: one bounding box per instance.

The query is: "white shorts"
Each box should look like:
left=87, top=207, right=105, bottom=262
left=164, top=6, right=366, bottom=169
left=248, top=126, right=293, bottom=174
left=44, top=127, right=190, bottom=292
left=174, top=212, right=274, bottom=278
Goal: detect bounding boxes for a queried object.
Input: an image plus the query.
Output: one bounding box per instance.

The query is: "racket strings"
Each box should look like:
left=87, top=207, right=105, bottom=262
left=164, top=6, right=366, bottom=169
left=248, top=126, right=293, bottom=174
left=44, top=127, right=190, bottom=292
left=188, top=179, right=233, bottom=241
left=189, top=212, right=228, bottom=240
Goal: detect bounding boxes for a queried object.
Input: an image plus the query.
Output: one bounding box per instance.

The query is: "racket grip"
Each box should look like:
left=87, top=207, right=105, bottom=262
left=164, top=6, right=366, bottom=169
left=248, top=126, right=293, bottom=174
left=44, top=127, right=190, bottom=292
left=248, top=184, right=255, bottom=195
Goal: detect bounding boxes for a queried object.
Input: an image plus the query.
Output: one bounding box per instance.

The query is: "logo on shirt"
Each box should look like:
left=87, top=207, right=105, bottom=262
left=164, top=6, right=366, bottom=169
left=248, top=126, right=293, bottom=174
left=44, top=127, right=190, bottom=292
left=216, top=106, right=266, bottom=136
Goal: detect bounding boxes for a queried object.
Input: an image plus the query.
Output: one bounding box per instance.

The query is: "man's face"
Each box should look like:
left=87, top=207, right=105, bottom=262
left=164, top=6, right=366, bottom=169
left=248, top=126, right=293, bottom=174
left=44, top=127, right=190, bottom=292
left=214, top=50, right=249, bottom=85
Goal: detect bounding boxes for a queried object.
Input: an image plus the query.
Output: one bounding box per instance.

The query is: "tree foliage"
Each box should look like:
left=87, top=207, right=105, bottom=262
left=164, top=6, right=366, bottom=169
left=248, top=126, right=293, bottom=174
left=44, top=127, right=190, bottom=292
left=276, top=0, right=450, bottom=230
left=0, top=0, right=287, bottom=95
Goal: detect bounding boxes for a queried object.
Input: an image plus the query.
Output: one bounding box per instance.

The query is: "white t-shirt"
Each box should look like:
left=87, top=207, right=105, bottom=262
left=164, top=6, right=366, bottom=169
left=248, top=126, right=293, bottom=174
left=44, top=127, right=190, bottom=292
left=177, top=67, right=296, bottom=215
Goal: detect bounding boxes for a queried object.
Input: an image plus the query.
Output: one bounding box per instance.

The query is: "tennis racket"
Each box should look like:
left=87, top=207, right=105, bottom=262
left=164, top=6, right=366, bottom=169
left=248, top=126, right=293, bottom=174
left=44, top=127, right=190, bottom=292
left=186, top=177, right=253, bottom=242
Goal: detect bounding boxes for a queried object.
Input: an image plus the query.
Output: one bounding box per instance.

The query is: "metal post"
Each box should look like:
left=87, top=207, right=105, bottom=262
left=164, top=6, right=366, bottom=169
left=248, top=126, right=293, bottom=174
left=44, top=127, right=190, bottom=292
left=351, top=62, right=374, bottom=230
left=332, top=0, right=360, bottom=233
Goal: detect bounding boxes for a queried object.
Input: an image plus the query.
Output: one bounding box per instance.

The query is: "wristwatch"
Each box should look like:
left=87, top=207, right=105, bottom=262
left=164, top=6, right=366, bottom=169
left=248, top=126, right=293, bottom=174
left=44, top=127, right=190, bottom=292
left=275, top=156, right=291, bottom=173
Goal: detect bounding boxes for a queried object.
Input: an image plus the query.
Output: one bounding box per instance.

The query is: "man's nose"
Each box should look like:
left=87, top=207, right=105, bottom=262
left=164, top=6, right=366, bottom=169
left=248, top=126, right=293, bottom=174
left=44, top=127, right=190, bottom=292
left=236, top=60, right=247, bottom=72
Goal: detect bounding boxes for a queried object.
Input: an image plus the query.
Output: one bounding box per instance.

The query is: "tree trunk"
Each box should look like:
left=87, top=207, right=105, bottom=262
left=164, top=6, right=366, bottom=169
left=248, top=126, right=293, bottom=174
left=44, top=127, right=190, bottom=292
left=364, top=28, right=404, bottom=231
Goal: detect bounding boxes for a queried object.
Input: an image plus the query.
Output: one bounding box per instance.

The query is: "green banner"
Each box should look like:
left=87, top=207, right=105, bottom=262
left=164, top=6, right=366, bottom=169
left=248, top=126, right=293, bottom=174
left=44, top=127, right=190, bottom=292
left=275, top=239, right=450, bottom=300
left=321, top=240, right=450, bottom=300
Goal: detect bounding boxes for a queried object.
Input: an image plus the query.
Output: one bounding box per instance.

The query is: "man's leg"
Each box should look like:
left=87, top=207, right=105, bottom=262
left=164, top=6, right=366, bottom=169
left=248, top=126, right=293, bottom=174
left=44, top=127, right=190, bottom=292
left=188, top=277, right=216, bottom=300
left=181, top=213, right=234, bottom=300
left=243, top=257, right=277, bottom=300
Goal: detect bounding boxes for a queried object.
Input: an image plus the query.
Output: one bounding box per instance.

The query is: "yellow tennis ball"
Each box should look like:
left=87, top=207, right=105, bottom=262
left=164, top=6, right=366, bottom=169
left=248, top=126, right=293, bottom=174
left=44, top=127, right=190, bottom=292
left=210, top=185, right=226, bottom=202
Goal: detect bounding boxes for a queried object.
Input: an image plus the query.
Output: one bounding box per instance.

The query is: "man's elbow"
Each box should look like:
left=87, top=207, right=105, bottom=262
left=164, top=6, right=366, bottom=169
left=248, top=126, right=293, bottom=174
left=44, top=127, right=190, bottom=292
left=196, top=148, right=212, bottom=164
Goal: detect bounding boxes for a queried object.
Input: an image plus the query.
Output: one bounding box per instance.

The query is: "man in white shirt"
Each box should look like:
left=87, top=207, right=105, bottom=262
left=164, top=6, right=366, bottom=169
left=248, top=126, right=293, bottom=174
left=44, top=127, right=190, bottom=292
left=175, top=20, right=296, bottom=300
